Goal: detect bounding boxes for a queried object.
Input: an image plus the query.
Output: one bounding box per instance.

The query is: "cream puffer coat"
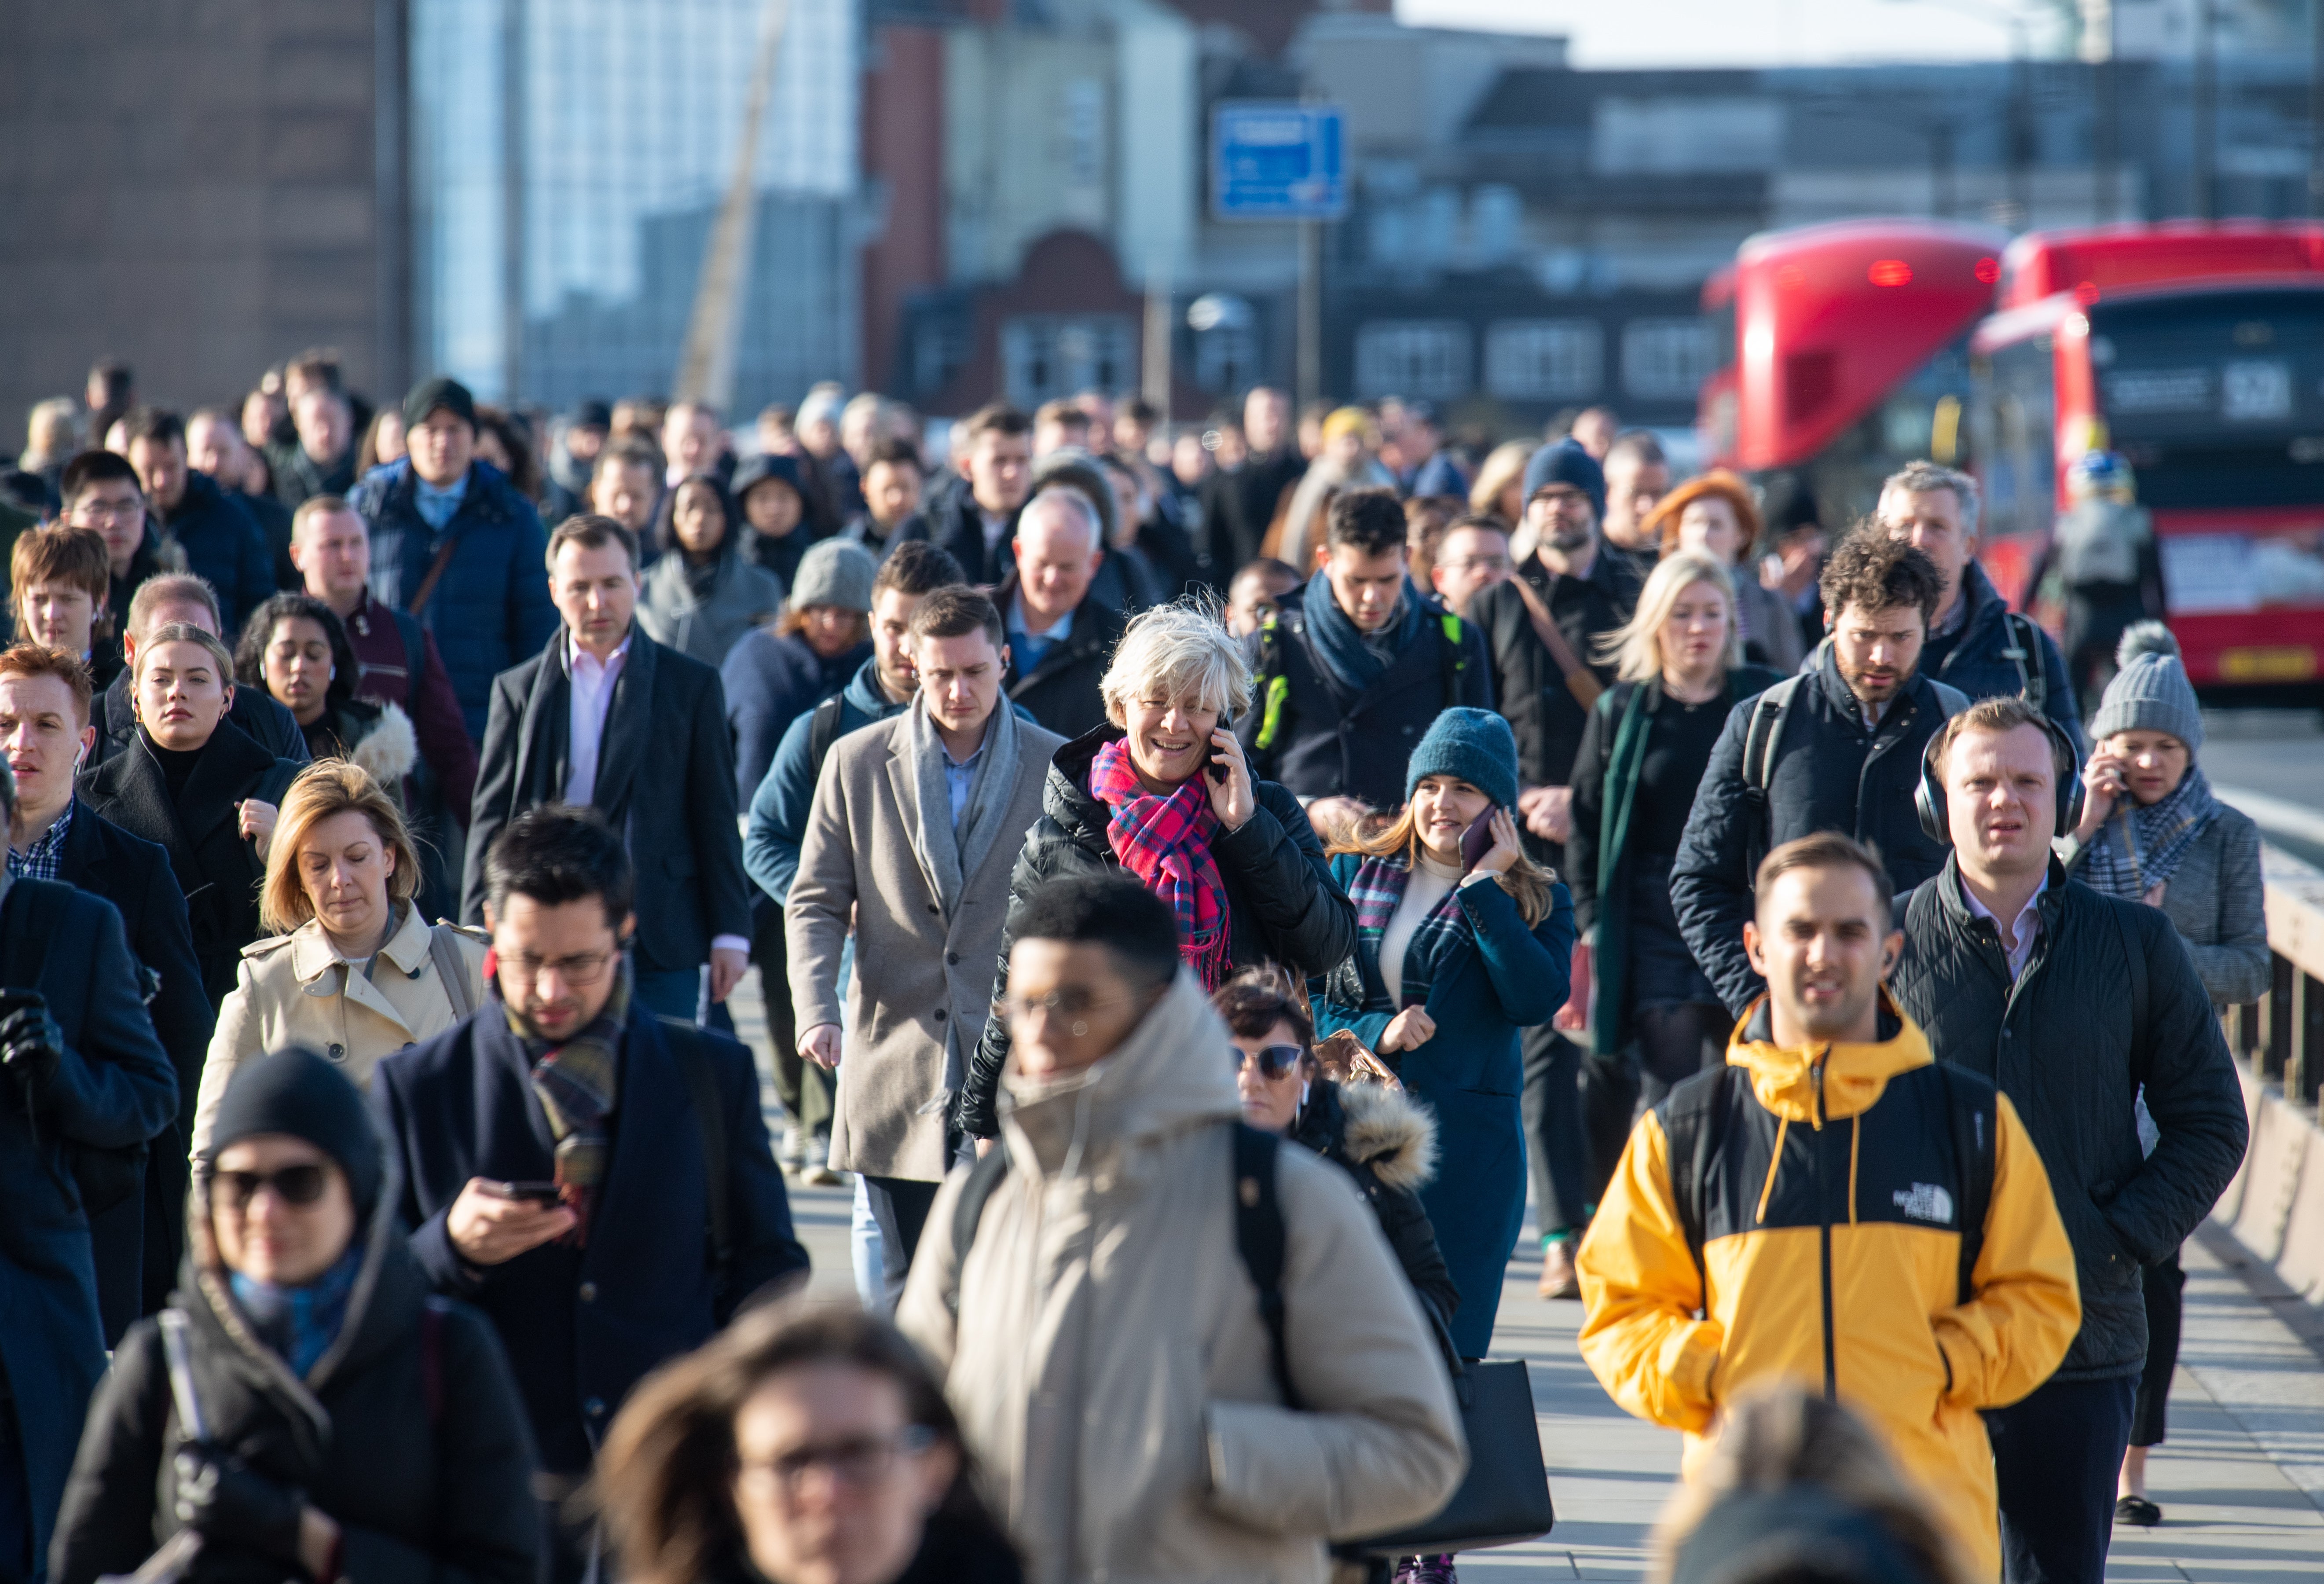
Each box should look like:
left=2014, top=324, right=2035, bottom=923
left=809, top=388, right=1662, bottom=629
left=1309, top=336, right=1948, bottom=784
left=896, top=971, right=1467, bottom=1584
left=191, top=904, right=487, bottom=1158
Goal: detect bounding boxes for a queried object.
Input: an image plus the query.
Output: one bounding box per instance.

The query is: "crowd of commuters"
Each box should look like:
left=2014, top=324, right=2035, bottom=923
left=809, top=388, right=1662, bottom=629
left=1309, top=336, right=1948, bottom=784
left=0, top=351, right=2256, bottom=1584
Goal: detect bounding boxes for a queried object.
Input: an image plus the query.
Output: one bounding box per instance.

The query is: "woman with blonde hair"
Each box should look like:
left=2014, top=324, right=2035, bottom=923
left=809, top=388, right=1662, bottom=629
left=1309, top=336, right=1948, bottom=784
left=956, top=598, right=1355, bottom=1144
left=596, top=1302, right=1020, bottom=1584
left=1641, top=471, right=1804, bottom=674
left=1467, top=440, right=1534, bottom=528
left=191, top=759, right=485, bottom=1155
left=1315, top=707, right=1573, bottom=1360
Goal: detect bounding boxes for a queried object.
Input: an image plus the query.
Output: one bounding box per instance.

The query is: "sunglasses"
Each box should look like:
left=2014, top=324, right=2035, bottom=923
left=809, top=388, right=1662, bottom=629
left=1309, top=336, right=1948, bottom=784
left=213, top=1164, right=330, bottom=1212
left=1233, top=1044, right=1305, bottom=1080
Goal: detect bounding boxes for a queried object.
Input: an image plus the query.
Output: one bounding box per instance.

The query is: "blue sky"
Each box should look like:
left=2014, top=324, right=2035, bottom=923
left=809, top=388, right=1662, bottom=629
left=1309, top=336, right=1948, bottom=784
left=1396, top=0, right=2051, bottom=67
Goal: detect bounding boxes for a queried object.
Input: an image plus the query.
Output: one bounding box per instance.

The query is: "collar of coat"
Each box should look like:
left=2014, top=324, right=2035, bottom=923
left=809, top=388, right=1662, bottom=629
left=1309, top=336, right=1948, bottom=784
left=83, top=718, right=281, bottom=870
left=1921, top=850, right=2073, bottom=932
left=999, top=969, right=1242, bottom=1175
left=512, top=621, right=661, bottom=812
left=1296, top=1078, right=1440, bottom=1193
left=1727, top=989, right=1930, bottom=1122
left=278, top=900, right=436, bottom=986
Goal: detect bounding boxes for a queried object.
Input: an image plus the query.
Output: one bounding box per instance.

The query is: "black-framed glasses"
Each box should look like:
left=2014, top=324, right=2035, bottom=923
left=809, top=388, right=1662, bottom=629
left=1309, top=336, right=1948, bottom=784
left=737, top=1425, right=938, bottom=1493
left=1233, top=1043, right=1305, bottom=1080
left=213, top=1164, right=330, bottom=1212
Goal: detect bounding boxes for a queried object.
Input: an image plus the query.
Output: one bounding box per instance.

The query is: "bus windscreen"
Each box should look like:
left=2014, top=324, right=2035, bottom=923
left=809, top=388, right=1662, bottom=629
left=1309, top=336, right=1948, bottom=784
left=2092, top=289, right=2324, bottom=510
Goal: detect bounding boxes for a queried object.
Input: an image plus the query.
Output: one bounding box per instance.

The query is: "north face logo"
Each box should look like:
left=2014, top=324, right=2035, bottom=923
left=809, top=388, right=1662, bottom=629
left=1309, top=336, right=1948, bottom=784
left=1893, top=1183, right=1955, bottom=1225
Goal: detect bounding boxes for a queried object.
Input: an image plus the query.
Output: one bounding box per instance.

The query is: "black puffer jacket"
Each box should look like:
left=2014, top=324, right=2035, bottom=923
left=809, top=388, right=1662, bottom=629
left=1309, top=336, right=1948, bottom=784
left=959, top=725, right=1356, bottom=1137
left=1291, top=1080, right=1460, bottom=1330
left=52, top=1179, right=541, bottom=1584
left=1889, top=855, right=2248, bottom=1380
left=1919, top=562, right=2083, bottom=750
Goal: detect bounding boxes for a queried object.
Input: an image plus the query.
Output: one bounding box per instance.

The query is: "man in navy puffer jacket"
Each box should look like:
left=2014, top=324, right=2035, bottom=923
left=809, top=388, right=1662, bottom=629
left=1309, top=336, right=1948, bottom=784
left=349, top=378, right=556, bottom=743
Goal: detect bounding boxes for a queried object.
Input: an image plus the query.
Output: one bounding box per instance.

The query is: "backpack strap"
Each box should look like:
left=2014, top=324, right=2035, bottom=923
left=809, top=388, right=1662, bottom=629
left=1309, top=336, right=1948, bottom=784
left=1437, top=612, right=1468, bottom=713
left=1926, top=678, right=1972, bottom=720
left=1231, top=1122, right=1300, bottom=1409
left=1936, top=1064, right=1997, bottom=1306
left=1658, top=1066, right=1742, bottom=1312
left=806, top=695, right=848, bottom=786
left=946, top=1140, right=1016, bottom=1317
left=660, top=1020, right=733, bottom=1271
left=1252, top=612, right=1294, bottom=754
left=1738, top=675, right=1806, bottom=879
left=2001, top=612, right=2045, bottom=715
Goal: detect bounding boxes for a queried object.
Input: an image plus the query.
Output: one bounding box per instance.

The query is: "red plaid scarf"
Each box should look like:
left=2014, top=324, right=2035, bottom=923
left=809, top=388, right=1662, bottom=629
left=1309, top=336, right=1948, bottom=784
left=1089, top=738, right=1234, bottom=990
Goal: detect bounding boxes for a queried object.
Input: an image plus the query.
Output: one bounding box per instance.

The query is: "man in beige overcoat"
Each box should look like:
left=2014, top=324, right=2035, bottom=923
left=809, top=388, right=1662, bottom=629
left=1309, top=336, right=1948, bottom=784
left=788, top=585, right=1064, bottom=1307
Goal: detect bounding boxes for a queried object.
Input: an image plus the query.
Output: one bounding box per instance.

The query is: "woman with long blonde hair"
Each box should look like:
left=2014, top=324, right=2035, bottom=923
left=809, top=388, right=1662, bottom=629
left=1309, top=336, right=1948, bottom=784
left=1314, top=707, right=1573, bottom=1360
left=191, top=759, right=486, bottom=1155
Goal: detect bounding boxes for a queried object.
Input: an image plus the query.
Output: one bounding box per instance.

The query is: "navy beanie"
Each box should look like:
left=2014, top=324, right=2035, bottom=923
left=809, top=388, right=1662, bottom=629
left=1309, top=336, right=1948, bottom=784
left=1405, top=707, right=1521, bottom=811
left=1521, top=439, right=1606, bottom=521
left=208, top=1047, right=385, bottom=1217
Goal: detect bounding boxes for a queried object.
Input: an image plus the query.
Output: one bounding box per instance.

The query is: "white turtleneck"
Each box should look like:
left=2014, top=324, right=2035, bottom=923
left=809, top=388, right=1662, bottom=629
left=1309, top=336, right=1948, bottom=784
left=1380, top=850, right=1466, bottom=1006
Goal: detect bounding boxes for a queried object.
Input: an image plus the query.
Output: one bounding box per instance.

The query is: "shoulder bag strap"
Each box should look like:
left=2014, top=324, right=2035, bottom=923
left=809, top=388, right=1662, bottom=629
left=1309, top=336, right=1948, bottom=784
left=407, top=533, right=462, bottom=618
left=427, top=925, right=477, bottom=1019
left=1508, top=570, right=1603, bottom=711
left=806, top=695, right=847, bottom=785
left=946, top=1142, right=1015, bottom=1317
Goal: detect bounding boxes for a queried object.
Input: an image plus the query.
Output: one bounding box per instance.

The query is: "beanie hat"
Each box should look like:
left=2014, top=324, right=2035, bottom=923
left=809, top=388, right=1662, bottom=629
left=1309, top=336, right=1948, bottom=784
left=731, top=451, right=806, bottom=507
left=208, top=1047, right=385, bottom=1217
left=1521, top=439, right=1606, bottom=521
left=403, top=375, right=477, bottom=433
left=1405, top=707, right=1521, bottom=811
left=2089, top=621, right=2202, bottom=751
left=787, top=538, right=879, bottom=614
left=1321, top=406, right=1375, bottom=448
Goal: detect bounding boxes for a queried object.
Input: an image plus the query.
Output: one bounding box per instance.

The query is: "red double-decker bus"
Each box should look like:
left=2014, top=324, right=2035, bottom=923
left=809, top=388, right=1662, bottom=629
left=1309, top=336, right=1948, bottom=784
left=1703, top=218, right=2324, bottom=697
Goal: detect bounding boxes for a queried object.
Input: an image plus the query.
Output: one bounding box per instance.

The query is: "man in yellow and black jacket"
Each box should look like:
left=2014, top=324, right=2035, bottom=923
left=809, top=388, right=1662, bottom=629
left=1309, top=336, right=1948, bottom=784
left=1577, top=831, right=2079, bottom=1581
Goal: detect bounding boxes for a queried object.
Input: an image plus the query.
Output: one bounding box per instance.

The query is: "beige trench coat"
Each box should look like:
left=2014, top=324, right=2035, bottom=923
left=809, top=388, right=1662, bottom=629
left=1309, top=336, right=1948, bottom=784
left=786, top=708, right=1064, bottom=1180
left=897, top=973, right=1467, bottom=1584
left=192, top=906, right=488, bottom=1156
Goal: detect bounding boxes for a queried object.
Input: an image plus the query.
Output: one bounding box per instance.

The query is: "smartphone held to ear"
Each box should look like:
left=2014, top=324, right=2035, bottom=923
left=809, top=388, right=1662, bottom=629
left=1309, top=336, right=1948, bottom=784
left=1460, top=808, right=1499, bottom=871
left=1207, top=712, right=1236, bottom=783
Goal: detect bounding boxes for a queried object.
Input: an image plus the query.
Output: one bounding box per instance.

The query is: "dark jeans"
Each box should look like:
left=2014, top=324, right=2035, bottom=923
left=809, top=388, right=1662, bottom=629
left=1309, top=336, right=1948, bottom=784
left=0, top=1384, right=27, bottom=1584
left=2132, top=1248, right=2185, bottom=1448
left=1985, top=1373, right=2137, bottom=1584
left=1521, top=1024, right=1588, bottom=1237
left=631, top=964, right=737, bottom=1035
left=751, top=896, right=830, bottom=1136
left=863, top=1175, right=943, bottom=1311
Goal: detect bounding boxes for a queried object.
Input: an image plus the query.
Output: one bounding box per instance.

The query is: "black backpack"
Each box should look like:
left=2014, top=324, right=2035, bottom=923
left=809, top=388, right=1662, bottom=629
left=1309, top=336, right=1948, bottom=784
left=947, top=1121, right=1301, bottom=1406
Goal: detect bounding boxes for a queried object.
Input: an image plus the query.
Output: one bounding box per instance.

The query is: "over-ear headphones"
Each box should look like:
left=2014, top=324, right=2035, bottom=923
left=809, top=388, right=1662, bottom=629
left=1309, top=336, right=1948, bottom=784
left=1915, top=712, right=2084, bottom=845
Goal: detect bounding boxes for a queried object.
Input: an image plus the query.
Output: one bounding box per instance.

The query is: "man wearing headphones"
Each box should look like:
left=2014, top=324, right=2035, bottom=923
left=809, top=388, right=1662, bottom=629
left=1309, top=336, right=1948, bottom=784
left=1889, top=695, right=2248, bottom=1584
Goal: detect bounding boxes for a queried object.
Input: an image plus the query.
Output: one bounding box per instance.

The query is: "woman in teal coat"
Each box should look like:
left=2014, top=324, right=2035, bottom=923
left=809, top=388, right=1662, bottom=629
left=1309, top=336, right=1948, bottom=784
left=1315, top=708, right=1573, bottom=1358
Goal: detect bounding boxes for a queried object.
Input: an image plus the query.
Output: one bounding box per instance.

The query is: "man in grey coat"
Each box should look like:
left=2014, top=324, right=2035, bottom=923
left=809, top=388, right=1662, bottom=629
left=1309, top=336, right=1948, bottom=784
left=788, top=586, right=1065, bottom=1306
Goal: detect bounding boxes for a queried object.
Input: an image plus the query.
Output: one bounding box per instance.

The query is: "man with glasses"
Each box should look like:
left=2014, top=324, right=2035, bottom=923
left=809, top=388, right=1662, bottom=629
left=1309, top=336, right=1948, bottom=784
left=55, top=450, right=176, bottom=679
left=374, top=805, right=807, bottom=1584
left=897, top=874, right=1464, bottom=1584
left=1427, top=513, right=1514, bottom=619
left=788, top=588, right=1063, bottom=1308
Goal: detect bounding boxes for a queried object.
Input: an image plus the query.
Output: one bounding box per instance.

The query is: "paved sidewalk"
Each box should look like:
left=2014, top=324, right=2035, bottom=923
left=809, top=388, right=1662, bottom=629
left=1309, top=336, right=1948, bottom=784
left=729, top=968, right=2324, bottom=1582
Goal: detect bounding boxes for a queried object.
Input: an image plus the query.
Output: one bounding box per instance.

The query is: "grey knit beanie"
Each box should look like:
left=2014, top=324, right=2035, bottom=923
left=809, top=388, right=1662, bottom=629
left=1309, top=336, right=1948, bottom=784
left=787, top=538, right=879, bottom=614
left=2089, top=621, right=2202, bottom=751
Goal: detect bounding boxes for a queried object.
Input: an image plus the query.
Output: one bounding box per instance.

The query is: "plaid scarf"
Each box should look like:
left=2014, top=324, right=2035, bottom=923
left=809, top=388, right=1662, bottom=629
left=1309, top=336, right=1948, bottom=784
left=1347, top=853, right=1472, bottom=1012
left=502, top=958, right=631, bottom=1243
left=1089, top=738, right=1233, bottom=989
left=2081, top=763, right=2223, bottom=902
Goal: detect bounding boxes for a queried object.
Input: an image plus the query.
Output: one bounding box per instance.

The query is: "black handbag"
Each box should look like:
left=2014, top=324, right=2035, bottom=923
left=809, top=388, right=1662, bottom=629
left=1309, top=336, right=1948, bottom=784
left=1349, top=1315, right=1556, bottom=1556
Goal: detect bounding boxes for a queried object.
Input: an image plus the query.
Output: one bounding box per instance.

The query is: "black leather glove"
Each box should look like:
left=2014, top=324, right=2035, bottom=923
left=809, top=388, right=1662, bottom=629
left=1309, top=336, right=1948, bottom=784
left=172, top=1445, right=307, bottom=1566
left=0, top=997, right=61, bottom=1094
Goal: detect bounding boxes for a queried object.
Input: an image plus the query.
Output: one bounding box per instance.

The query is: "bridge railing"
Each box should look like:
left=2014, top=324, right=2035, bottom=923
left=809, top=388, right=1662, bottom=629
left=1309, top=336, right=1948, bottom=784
left=2224, top=847, right=2324, bottom=1119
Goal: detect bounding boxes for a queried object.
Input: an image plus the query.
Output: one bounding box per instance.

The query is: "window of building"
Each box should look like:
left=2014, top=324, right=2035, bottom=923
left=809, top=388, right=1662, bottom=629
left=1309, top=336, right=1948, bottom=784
left=1484, top=320, right=1603, bottom=401
left=1001, top=314, right=1136, bottom=408
left=1354, top=321, right=1471, bottom=400
left=1622, top=319, right=1718, bottom=400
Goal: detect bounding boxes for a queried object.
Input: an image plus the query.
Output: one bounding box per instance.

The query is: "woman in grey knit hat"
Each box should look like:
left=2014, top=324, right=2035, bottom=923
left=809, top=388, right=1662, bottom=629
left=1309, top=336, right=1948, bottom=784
left=2063, top=620, right=2267, bottom=1531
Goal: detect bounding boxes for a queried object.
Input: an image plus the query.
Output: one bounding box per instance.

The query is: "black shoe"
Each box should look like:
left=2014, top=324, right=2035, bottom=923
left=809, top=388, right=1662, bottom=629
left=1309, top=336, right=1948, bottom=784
left=2115, top=1494, right=2161, bottom=1526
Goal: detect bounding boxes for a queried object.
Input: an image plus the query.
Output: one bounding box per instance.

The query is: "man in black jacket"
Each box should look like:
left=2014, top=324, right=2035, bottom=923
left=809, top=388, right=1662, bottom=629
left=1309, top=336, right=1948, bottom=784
left=1199, top=387, right=1305, bottom=585
left=119, top=408, right=275, bottom=636
left=1879, top=460, right=2082, bottom=748
left=1237, top=487, right=1492, bottom=827
left=463, top=515, right=752, bottom=1029
left=83, top=574, right=310, bottom=772
left=921, top=403, right=1030, bottom=584
left=1889, top=697, right=2246, bottom=1584
left=1672, top=535, right=1964, bottom=1016
left=997, top=488, right=1129, bottom=739
left=1, top=644, right=211, bottom=1339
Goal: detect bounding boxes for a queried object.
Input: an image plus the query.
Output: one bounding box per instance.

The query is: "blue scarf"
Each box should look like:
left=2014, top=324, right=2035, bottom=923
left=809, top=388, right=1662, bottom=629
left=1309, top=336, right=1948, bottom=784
left=2081, top=763, right=2223, bottom=902
left=1345, top=854, right=1473, bottom=1011
left=231, top=1242, right=365, bottom=1380
left=1301, top=570, right=1426, bottom=693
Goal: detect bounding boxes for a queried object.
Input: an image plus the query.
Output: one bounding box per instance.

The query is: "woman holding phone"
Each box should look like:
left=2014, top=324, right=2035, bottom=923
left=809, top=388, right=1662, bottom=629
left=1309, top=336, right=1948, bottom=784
left=1316, top=708, right=1573, bottom=1358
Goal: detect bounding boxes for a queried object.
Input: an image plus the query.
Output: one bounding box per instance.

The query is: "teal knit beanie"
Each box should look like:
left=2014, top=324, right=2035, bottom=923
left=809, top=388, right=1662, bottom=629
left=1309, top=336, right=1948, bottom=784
left=1405, top=707, right=1521, bottom=810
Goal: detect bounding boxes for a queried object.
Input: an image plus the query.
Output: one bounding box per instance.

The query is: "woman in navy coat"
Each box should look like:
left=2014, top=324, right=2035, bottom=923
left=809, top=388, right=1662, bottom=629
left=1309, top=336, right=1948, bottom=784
left=1315, top=708, right=1573, bottom=1358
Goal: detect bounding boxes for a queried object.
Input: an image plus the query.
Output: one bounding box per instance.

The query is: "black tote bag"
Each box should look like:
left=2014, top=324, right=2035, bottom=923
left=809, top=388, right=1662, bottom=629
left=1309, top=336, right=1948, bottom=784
left=1350, top=1343, right=1555, bottom=1555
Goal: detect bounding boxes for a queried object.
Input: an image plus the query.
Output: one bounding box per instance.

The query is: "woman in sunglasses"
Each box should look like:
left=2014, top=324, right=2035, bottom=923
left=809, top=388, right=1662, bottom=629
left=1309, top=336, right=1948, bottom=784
left=598, top=1302, right=1021, bottom=1584
left=53, top=1047, right=540, bottom=1584
left=191, top=760, right=487, bottom=1159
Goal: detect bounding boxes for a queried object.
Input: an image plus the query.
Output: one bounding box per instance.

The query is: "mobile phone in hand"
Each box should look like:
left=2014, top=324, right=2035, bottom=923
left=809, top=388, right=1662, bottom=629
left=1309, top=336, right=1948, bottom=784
left=1460, top=808, right=1499, bottom=871
left=479, top=1179, right=563, bottom=1207
left=1207, top=712, right=1236, bottom=783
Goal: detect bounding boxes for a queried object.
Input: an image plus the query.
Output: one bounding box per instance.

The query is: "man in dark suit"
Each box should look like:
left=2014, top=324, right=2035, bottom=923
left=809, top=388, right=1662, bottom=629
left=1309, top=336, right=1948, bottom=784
left=462, top=514, right=753, bottom=1027
left=375, top=806, right=807, bottom=1584
left=0, top=643, right=210, bottom=1340
left=0, top=756, right=178, bottom=1579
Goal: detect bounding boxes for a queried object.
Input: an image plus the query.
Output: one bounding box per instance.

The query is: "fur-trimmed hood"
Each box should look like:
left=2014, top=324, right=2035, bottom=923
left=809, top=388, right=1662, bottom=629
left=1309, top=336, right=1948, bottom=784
left=345, top=699, right=418, bottom=785
left=1328, top=1079, right=1439, bottom=1193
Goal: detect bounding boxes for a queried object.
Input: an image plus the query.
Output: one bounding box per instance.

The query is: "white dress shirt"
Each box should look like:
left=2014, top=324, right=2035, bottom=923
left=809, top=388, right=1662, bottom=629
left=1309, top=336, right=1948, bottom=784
left=1961, top=870, right=2047, bottom=981
left=563, top=631, right=631, bottom=809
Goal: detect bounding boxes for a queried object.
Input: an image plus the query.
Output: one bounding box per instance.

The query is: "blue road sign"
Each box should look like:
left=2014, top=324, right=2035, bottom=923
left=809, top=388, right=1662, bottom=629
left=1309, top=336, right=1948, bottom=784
left=1213, top=103, right=1346, bottom=221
